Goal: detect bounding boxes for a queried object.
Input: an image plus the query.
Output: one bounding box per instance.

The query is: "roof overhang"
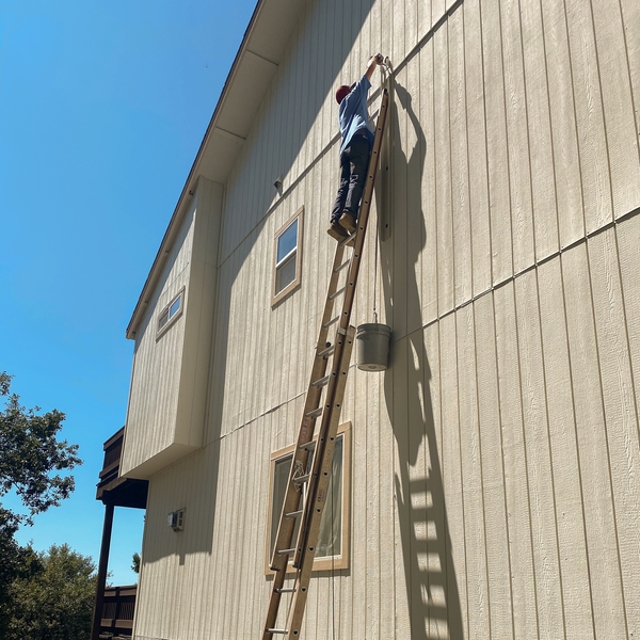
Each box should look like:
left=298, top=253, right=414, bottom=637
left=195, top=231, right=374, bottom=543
left=126, top=0, right=309, bottom=339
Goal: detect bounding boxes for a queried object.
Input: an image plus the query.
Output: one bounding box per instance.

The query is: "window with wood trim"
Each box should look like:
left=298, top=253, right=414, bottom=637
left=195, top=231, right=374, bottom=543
left=156, top=288, right=185, bottom=339
left=272, top=207, right=303, bottom=306
left=266, top=422, right=351, bottom=574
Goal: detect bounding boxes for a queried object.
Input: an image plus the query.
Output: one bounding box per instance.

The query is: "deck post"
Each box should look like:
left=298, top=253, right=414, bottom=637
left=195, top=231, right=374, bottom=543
left=91, top=501, right=115, bottom=640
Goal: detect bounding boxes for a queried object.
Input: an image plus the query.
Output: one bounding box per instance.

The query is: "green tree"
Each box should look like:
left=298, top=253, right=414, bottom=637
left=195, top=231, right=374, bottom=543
left=0, top=372, right=81, bottom=528
left=6, top=544, right=97, bottom=640
left=0, top=372, right=82, bottom=634
left=131, top=551, right=141, bottom=574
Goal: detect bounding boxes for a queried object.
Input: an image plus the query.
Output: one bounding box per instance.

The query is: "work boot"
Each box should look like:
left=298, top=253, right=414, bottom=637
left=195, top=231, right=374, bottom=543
left=327, top=221, right=350, bottom=241
left=339, top=211, right=357, bottom=233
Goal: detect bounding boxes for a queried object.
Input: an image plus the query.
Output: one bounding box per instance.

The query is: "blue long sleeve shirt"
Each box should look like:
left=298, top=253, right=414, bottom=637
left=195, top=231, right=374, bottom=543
left=338, top=75, right=374, bottom=155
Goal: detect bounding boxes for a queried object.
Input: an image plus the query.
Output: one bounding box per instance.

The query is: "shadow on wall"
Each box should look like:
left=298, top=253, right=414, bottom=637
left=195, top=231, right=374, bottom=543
left=380, top=80, right=464, bottom=639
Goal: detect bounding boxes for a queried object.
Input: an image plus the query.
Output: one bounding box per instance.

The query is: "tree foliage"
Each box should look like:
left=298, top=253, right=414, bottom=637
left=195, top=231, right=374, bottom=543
left=0, top=372, right=83, bottom=636
left=4, top=544, right=97, bottom=640
left=131, top=551, right=141, bottom=574
left=0, top=372, right=81, bottom=529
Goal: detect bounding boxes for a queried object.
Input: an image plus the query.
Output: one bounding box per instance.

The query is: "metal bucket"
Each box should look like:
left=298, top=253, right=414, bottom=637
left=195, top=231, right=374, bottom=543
left=356, top=323, right=391, bottom=371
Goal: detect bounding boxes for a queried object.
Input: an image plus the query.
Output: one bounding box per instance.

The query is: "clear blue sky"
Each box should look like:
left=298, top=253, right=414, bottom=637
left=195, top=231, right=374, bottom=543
left=1, top=0, right=256, bottom=585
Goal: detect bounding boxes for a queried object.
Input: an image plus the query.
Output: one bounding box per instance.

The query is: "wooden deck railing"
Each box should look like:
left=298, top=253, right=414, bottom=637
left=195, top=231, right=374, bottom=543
left=99, top=584, right=137, bottom=640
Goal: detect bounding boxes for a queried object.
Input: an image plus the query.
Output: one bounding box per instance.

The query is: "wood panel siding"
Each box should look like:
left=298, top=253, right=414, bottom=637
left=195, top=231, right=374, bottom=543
left=121, top=178, right=222, bottom=479
left=127, top=0, right=640, bottom=637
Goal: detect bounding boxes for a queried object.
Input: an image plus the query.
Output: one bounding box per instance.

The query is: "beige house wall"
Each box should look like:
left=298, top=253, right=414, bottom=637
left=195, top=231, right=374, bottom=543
left=128, top=0, right=640, bottom=637
left=122, top=177, right=223, bottom=479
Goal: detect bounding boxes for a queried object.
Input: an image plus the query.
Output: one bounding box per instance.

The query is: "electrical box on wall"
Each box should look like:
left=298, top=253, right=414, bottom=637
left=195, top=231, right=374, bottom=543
left=167, top=508, right=186, bottom=531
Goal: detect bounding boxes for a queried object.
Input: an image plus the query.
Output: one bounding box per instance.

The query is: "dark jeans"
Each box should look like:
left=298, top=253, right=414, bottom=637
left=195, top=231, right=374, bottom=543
left=331, top=134, right=371, bottom=223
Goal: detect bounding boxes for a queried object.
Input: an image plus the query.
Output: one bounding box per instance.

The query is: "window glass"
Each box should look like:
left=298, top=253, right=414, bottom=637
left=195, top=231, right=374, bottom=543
left=275, top=255, right=296, bottom=293
left=270, top=455, right=300, bottom=555
left=269, top=437, right=343, bottom=559
left=277, top=219, right=298, bottom=264
left=316, top=437, right=342, bottom=558
left=157, top=289, right=184, bottom=337
left=169, top=295, right=181, bottom=318
left=272, top=208, right=303, bottom=305
left=158, top=309, right=169, bottom=331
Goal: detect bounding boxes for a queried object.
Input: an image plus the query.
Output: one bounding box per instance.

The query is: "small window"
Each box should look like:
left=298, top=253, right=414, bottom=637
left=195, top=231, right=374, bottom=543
left=272, top=207, right=303, bottom=306
left=266, top=422, right=351, bottom=574
left=156, top=288, right=185, bottom=338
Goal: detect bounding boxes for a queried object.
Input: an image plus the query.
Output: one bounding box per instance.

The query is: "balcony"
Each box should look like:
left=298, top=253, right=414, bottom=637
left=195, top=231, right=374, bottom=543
left=96, top=427, right=148, bottom=508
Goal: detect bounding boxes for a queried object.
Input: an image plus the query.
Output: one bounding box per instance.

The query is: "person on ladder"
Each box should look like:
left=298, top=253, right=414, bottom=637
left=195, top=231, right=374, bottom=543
left=327, top=52, right=385, bottom=242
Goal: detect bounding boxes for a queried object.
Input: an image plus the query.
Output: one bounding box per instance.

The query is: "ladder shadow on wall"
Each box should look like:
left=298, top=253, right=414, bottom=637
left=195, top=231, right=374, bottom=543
left=380, top=81, right=464, bottom=640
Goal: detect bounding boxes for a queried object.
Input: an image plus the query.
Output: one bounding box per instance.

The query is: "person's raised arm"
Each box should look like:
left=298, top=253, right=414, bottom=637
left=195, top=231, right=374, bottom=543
left=365, top=53, right=384, bottom=80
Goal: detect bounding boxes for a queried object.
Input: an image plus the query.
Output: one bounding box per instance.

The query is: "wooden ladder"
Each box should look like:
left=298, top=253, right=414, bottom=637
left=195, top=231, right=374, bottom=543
left=262, top=88, right=389, bottom=640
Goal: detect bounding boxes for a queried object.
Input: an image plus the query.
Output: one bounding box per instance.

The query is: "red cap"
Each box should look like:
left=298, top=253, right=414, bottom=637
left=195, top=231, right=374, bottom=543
left=336, top=84, right=351, bottom=104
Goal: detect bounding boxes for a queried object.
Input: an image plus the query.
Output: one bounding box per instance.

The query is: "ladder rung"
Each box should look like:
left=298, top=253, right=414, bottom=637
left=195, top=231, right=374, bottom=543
left=312, top=374, right=330, bottom=387
left=285, top=509, right=303, bottom=518
left=334, top=259, right=350, bottom=273
left=323, top=316, right=340, bottom=329
left=275, top=587, right=296, bottom=594
left=266, top=629, right=288, bottom=635
left=318, top=344, right=335, bottom=358
left=298, top=440, right=315, bottom=451
left=329, top=286, right=347, bottom=300
left=292, top=473, right=309, bottom=484
left=305, top=406, right=323, bottom=419
left=277, top=548, right=295, bottom=555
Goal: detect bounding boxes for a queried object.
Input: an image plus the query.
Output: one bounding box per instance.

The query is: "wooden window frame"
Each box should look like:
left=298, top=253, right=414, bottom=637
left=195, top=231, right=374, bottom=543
left=265, top=421, right=352, bottom=575
left=156, top=287, right=185, bottom=340
left=271, top=206, right=304, bottom=307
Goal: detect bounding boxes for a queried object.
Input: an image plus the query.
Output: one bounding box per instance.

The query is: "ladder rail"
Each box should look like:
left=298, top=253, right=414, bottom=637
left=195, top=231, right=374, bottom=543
left=283, top=89, right=388, bottom=639
left=285, top=327, right=355, bottom=637
left=262, top=88, right=389, bottom=640
left=264, top=246, right=349, bottom=634
left=268, top=243, right=349, bottom=573
left=292, top=89, right=388, bottom=568
left=291, top=325, right=352, bottom=568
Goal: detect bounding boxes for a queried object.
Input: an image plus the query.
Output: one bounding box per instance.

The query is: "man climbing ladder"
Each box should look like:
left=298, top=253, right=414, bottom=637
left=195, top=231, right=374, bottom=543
left=327, top=53, right=385, bottom=242
left=262, top=58, right=389, bottom=640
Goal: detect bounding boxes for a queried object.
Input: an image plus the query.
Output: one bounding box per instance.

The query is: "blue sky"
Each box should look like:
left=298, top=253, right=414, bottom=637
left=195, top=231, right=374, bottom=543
left=1, top=0, right=256, bottom=585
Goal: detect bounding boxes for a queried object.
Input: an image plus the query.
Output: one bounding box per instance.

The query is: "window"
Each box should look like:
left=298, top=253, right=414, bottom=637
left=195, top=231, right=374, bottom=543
left=266, top=422, right=351, bottom=574
left=156, top=288, right=185, bottom=338
left=272, top=207, right=303, bottom=306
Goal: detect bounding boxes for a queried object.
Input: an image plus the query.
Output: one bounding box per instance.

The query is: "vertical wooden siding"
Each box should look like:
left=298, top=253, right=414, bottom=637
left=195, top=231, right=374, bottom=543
left=132, top=0, right=640, bottom=637
left=121, top=209, right=194, bottom=476
left=122, top=178, right=222, bottom=478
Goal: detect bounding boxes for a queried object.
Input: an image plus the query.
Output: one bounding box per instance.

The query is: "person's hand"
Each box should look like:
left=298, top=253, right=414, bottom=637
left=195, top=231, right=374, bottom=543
left=365, top=54, right=385, bottom=79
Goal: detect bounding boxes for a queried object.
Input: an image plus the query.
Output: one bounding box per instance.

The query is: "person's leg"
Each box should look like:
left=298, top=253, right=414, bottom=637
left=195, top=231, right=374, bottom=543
left=328, top=152, right=352, bottom=241
left=330, top=153, right=351, bottom=224
left=343, top=136, right=371, bottom=221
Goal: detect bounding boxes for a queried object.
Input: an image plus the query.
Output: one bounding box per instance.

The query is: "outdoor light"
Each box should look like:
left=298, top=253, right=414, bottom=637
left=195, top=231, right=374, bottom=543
left=167, top=508, right=186, bottom=531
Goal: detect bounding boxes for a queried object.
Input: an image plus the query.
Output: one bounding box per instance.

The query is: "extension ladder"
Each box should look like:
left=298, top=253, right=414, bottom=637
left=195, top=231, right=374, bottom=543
left=262, top=88, right=389, bottom=640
